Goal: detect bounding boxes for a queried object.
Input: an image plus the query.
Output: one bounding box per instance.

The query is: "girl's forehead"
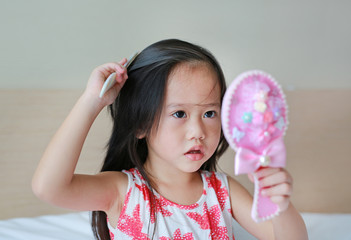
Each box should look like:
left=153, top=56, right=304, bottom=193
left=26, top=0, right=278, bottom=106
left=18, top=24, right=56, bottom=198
left=165, top=62, right=221, bottom=105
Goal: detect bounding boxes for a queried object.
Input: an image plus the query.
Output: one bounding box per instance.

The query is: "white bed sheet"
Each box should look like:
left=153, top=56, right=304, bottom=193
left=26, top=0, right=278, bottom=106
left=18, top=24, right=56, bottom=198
left=0, top=212, right=93, bottom=240
left=0, top=212, right=350, bottom=240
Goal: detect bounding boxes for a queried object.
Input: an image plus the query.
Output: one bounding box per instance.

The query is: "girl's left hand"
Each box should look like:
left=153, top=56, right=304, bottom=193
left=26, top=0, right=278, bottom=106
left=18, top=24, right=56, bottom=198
left=249, top=168, right=293, bottom=213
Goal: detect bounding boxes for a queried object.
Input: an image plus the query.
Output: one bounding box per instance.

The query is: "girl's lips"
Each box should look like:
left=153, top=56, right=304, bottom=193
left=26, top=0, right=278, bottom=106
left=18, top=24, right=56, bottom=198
left=185, top=146, right=204, bottom=161
left=185, top=152, right=205, bottom=161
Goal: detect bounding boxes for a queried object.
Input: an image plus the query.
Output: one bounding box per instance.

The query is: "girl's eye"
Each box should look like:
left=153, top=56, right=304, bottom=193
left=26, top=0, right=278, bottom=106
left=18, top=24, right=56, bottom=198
left=172, top=111, right=187, bottom=118
left=204, top=111, right=216, bottom=118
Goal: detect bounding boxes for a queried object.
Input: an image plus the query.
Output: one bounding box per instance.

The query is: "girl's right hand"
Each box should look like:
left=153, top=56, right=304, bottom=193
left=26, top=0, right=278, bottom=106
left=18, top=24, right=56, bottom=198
left=84, top=59, right=129, bottom=108
left=32, top=58, right=130, bottom=214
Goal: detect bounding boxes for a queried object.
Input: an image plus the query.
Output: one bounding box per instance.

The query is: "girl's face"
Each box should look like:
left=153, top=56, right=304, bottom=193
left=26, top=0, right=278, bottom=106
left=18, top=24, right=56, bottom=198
left=145, top=62, right=222, bottom=175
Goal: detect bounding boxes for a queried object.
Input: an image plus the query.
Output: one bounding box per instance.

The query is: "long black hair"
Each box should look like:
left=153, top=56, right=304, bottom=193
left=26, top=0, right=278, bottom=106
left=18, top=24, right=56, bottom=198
left=91, top=39, right=229, bottom=240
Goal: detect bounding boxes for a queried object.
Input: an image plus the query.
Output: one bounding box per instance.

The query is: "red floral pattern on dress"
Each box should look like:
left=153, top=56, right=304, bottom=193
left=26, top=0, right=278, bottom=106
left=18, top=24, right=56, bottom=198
left=206, top=173, right=229, bottom=211
left=115, top=187, right=150, bottom=240
left=133, top=168, right=199, bottom=223
left=117, top=204, right=150, bottom=240
left=186, top=202, right=211, bottom=229
left=160, top=228, right=194, bottom=240
left=109, top=170, right=234, bottom=239
left=109, top=187, right=132, bottom=240
left=186, top=202, right=229, bottom=240
left=135, top=181, right=173, bottom=223
left=109, top=231, right=114, bottom=240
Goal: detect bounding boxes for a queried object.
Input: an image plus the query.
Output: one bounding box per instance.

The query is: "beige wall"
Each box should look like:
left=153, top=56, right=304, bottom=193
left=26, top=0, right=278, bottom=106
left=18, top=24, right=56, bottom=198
left=1, top=1, right=350, bottom=89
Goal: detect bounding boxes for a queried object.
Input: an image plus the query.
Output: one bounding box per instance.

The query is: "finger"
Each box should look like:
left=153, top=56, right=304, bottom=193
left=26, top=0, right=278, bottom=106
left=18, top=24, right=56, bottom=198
left=118, top=57, right=128, bottom=66
left=259, top=170, right=292, bottom=188
left=270, top=195, right=289, bottom=205
left=123, top=71, right=128, bottom=81
left=115, top=61, right=127, bottom=74
left=93, top=62, right=122, bottom=80
left=255, top=167, right=281, bottom=180
left=271, top=195, right=290, bottom=213
left=99, top=58, right=128, bottom=76
left=115, top=58, right=130, bottom=80
left=98, top=61, right=128, bottom=84
left=114, top=72, right=128, bottom=86
left=115, top=66, right=129, bottom=84
left=261, top=182, right=293, bottom=197
left=114, top=66, right=127, bottom=83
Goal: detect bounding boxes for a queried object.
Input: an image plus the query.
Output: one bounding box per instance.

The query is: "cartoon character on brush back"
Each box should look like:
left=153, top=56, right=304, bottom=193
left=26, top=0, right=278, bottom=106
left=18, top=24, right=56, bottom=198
left=221, top=70, right=288, bottom=222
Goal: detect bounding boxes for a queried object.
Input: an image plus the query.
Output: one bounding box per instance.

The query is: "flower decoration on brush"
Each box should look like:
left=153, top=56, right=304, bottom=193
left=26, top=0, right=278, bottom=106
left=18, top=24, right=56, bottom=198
left=221, top=70, right=288, bottom=222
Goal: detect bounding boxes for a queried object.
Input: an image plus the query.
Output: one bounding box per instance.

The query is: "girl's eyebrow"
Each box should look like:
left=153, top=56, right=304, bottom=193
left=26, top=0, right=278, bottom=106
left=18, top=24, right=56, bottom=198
left=167, top=103, right=221, bottom=108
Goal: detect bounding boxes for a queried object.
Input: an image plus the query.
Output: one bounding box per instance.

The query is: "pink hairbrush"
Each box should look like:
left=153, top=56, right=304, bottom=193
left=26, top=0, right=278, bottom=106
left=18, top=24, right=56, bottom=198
left=221, top=70, right=288, bottom=222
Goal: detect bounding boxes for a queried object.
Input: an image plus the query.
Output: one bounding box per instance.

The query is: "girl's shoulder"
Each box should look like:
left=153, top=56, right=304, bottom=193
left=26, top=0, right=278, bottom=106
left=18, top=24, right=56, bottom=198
left=121, top=168, right=144, bottom=184
left=122, top=168, right=142, bottom=177
left=97, top=170, right=129, bottom=197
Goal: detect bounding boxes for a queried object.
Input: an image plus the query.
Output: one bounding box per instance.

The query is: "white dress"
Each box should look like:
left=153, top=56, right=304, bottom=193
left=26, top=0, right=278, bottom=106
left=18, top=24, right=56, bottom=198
left=107, top=168, right=235, bottom=240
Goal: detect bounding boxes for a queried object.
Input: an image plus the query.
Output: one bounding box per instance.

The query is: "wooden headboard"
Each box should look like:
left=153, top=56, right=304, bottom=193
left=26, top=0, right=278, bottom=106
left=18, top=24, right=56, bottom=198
left=1, top=89, right=350, bottom=219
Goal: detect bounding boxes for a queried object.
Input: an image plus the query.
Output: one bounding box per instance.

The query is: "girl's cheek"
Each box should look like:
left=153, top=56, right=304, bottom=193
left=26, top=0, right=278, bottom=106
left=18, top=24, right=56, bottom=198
left=168, top=118, right=185, bottom=127
left=209, top=119, right=222, bottom=131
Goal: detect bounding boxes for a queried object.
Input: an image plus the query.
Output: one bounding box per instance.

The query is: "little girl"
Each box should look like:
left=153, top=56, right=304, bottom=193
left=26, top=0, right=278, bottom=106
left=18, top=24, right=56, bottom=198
left=32, top=39, right=307, bottom=239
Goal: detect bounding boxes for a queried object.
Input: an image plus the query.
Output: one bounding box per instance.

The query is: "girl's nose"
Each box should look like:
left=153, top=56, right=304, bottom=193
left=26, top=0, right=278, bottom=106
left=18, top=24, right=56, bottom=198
left=186, top=118, right=205, bottom=141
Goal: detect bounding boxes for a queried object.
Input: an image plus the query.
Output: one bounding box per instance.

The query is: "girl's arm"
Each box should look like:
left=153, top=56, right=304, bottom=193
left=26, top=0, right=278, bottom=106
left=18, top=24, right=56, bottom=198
left=32, top=60, right=128, bottom=213
left=228, top=168, right=308, bottom=240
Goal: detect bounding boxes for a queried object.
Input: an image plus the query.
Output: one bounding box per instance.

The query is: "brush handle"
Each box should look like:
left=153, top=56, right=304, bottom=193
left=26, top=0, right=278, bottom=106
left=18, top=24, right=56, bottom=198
left=251, top=173, right=280, bottom=222
left=99, top=52, right=138, bottom=98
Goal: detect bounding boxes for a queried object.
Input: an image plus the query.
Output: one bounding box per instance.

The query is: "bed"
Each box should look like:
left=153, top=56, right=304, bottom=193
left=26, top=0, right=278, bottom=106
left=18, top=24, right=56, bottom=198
left=1, top=211, right=351, bottom=240
left=1, top=89, right=351, bottom=239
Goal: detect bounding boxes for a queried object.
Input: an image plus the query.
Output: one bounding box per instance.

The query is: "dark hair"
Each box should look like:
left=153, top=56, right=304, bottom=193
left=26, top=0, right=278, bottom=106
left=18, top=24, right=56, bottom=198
left=91, top=39, right=228, bottom=240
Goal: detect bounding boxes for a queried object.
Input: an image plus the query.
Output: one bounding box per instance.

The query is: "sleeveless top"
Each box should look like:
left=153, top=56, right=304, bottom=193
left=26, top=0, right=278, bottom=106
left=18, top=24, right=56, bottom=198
left=107, top=168, right=235, bottom=240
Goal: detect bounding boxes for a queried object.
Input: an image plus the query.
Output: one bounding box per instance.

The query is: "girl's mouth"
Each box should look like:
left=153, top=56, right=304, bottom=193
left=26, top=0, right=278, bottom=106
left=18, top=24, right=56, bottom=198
left=185, top=146, right=204, bottom=161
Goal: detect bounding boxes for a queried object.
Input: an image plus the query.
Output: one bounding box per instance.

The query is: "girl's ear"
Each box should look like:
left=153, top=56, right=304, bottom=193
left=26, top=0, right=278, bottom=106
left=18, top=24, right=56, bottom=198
left=136, top=130, right=146, bottom=139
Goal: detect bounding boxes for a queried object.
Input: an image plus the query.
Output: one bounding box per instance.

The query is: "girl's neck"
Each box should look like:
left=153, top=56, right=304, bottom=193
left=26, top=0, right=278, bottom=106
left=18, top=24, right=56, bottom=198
left=143, top=161, right=204, bottom=206
left=143, top=160, right=202, bottom=189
